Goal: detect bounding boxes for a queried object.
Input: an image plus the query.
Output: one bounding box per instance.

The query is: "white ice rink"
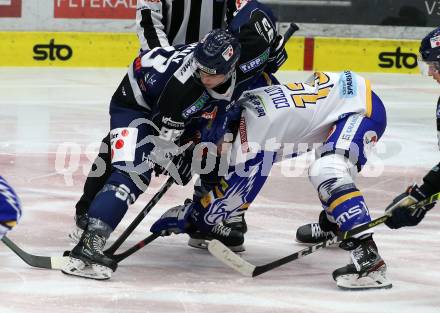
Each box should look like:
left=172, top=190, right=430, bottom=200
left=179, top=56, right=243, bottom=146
left=0, top=69, right=439, bottom=313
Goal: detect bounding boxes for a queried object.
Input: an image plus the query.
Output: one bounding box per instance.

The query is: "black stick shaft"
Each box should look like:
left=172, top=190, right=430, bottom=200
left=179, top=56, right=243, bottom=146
left=104, top=177, right=174, bottom=255
left=252, top=191, right=440, bottom=277
left=113, top=233, right=160, bottom=263
left=283, top=22, right=299, bottom=42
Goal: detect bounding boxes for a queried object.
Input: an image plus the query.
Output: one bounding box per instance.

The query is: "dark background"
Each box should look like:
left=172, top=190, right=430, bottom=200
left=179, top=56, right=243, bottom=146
left=265, top=0, right=440, bottom=26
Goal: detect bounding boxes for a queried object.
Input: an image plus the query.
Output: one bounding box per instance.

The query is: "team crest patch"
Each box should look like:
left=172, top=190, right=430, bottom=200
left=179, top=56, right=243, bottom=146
left=235, top=0, right=250, bottom=10
left=222, top=45, right=234, bottom=61
left=430, top=35, right=440, bottom=48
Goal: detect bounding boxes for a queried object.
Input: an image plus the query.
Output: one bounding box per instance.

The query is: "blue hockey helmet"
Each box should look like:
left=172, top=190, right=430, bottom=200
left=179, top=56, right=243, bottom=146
left=419, top=27, right=440, bottom=74
left=193, top=29, right=241, bottom=78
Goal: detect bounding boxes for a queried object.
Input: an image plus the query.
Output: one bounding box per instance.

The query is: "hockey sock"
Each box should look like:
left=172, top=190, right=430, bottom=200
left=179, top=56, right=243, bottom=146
left=87, top=171, right=143, bottom=230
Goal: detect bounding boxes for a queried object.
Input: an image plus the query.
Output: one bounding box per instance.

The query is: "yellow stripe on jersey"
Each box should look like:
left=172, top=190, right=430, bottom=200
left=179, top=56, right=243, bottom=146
left=328, top=191, right=363, bottom=212
left=365, top=79, right=373, bottom=118
left=4, top=221, right=17, bottom=228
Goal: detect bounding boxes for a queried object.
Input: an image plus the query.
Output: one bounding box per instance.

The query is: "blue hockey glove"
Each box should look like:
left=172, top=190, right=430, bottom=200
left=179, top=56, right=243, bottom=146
left=385, top=184, right=435, bottom=229
left=0, top=176, right=22, bottom=239
left=150, top=201, right=193, bottom=236
left=200, top=102, right=242, bottom=144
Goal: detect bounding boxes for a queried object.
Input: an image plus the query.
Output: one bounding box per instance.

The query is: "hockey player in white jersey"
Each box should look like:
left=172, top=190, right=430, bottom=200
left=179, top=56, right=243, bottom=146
left=151, top=71, right=391, bottom=290
left=0, top=176, right=22, bottom=239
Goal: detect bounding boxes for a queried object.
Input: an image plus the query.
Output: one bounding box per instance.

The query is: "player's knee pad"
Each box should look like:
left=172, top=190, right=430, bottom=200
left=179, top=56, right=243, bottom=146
left=88, top=171, right=144, bottom=230
left=309, top=154, right=371, bottom=232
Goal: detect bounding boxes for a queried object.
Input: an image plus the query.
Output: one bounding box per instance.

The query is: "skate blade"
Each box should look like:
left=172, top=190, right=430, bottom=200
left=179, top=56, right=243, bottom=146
left=61, top=257, right=112, bottom=280
left=336, top=273, right=392, bottom=290
left=188, top=238, right=245, bottom=253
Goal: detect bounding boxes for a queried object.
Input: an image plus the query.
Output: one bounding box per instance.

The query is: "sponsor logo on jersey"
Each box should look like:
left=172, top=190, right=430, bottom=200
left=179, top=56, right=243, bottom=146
left=239, top=116, right=249, bottom=153
left=201, top=106, right=218, bottom=120
left=239, top=48, right=270, bottom=73
left=33, top=39, right=73, bottom=61
left=246, top=93, right=266, bottom=117
left=335, top=201, right=368, bottom=227
left=162, top=116, right=184, bottom=128
left=378, top=48, right=417, bottom=69
left=339, top=71, right=357, bottom=98
left=110, top=127, right=138, bottom=163
left=222, top=45, right=234, bottom=61
left=145, top=73, right=157, bottom=86
left=182, top=91, right=210, bottom=118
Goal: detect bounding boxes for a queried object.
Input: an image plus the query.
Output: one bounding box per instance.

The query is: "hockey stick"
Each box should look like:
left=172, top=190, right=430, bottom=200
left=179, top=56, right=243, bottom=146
left=1, top=236, right=67, bottom=270
left=2, top=177, right=174, bottom=270
left=283, top=22, right=299, bottom=42
left=112, top=233, right=160, bottom=263
left=104, top=176, right=174, bottom=255
left=208, top=191, right=440, bottom=277
left=1, top=233, right=161, bottom=269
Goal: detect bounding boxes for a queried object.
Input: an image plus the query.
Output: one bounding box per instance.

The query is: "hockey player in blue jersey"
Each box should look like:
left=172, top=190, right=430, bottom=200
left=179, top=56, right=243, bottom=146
left=0, top=176, right=22, bottom=239
left=71, top=0, right=287, bottom=253
left=62, top=29, right=244, bottom=280
left=384, top=27, right=440, bottom=229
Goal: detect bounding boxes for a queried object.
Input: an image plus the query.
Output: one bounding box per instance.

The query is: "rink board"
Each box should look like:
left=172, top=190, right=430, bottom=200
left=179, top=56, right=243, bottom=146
left=0, top=31, right=420, bottom=73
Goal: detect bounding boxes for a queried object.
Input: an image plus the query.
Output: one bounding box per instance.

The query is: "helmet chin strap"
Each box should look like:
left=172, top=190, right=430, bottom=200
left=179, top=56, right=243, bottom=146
left=206, top=70, right=237, bottom=101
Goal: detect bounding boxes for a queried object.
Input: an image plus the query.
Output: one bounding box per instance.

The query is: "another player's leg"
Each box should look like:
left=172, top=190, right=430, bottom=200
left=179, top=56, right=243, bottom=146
left=187, top=156, right=248, bottom=252
left=0, top=176, right=22, bottom=239
left=308, top=92, right=390, bottom=289
left=152, top=150, right=274, bottom=252
left=69, top=134, right=112, bottom=243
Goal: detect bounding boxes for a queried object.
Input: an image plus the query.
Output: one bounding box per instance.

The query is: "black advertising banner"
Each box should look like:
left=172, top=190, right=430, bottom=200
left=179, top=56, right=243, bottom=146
left=267, top=0, right=440, bottom=27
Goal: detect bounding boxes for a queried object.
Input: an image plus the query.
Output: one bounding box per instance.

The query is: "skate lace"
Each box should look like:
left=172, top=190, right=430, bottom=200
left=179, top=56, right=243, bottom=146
left=225, top=215, right=242, bottom=224
left=352, top=246, right=364, bottom=261
left=85, top=233, right=105, bottom=254
left=311, top=223, right=325, bottom=239
left=212, top=224, right=231, bottom=237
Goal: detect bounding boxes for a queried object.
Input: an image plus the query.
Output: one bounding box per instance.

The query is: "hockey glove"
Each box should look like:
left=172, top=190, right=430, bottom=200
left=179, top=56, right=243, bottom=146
left=265, top=34, right=288, bottom=74
left=150, top=201, right=193, bottom=236
left=154, top=144, right=194, bottom=186
left=384, top=184, right=435, bottom=229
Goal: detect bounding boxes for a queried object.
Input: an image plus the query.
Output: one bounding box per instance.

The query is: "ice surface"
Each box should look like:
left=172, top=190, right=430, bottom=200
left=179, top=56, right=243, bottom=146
left=0, top=69, right=439, bottom=313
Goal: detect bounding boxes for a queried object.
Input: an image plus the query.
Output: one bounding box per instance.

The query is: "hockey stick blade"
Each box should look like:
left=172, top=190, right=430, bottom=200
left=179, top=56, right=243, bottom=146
left=208, top=239, right=255, bottom=277
left=209, top=192, right=440, bottom=277
left=1, top=236, right=68, bottom=270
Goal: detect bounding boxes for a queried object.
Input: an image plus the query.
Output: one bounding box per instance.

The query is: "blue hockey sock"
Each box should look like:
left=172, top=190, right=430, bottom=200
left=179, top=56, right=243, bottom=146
left=88, top=171, right=144, bottom=230
left=327, top=190, right=371, bottom=232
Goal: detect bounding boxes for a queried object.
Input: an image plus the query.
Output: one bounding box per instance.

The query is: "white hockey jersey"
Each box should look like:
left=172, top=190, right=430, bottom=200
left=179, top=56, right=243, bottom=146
left=231, top=71, right=374, bottom=164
